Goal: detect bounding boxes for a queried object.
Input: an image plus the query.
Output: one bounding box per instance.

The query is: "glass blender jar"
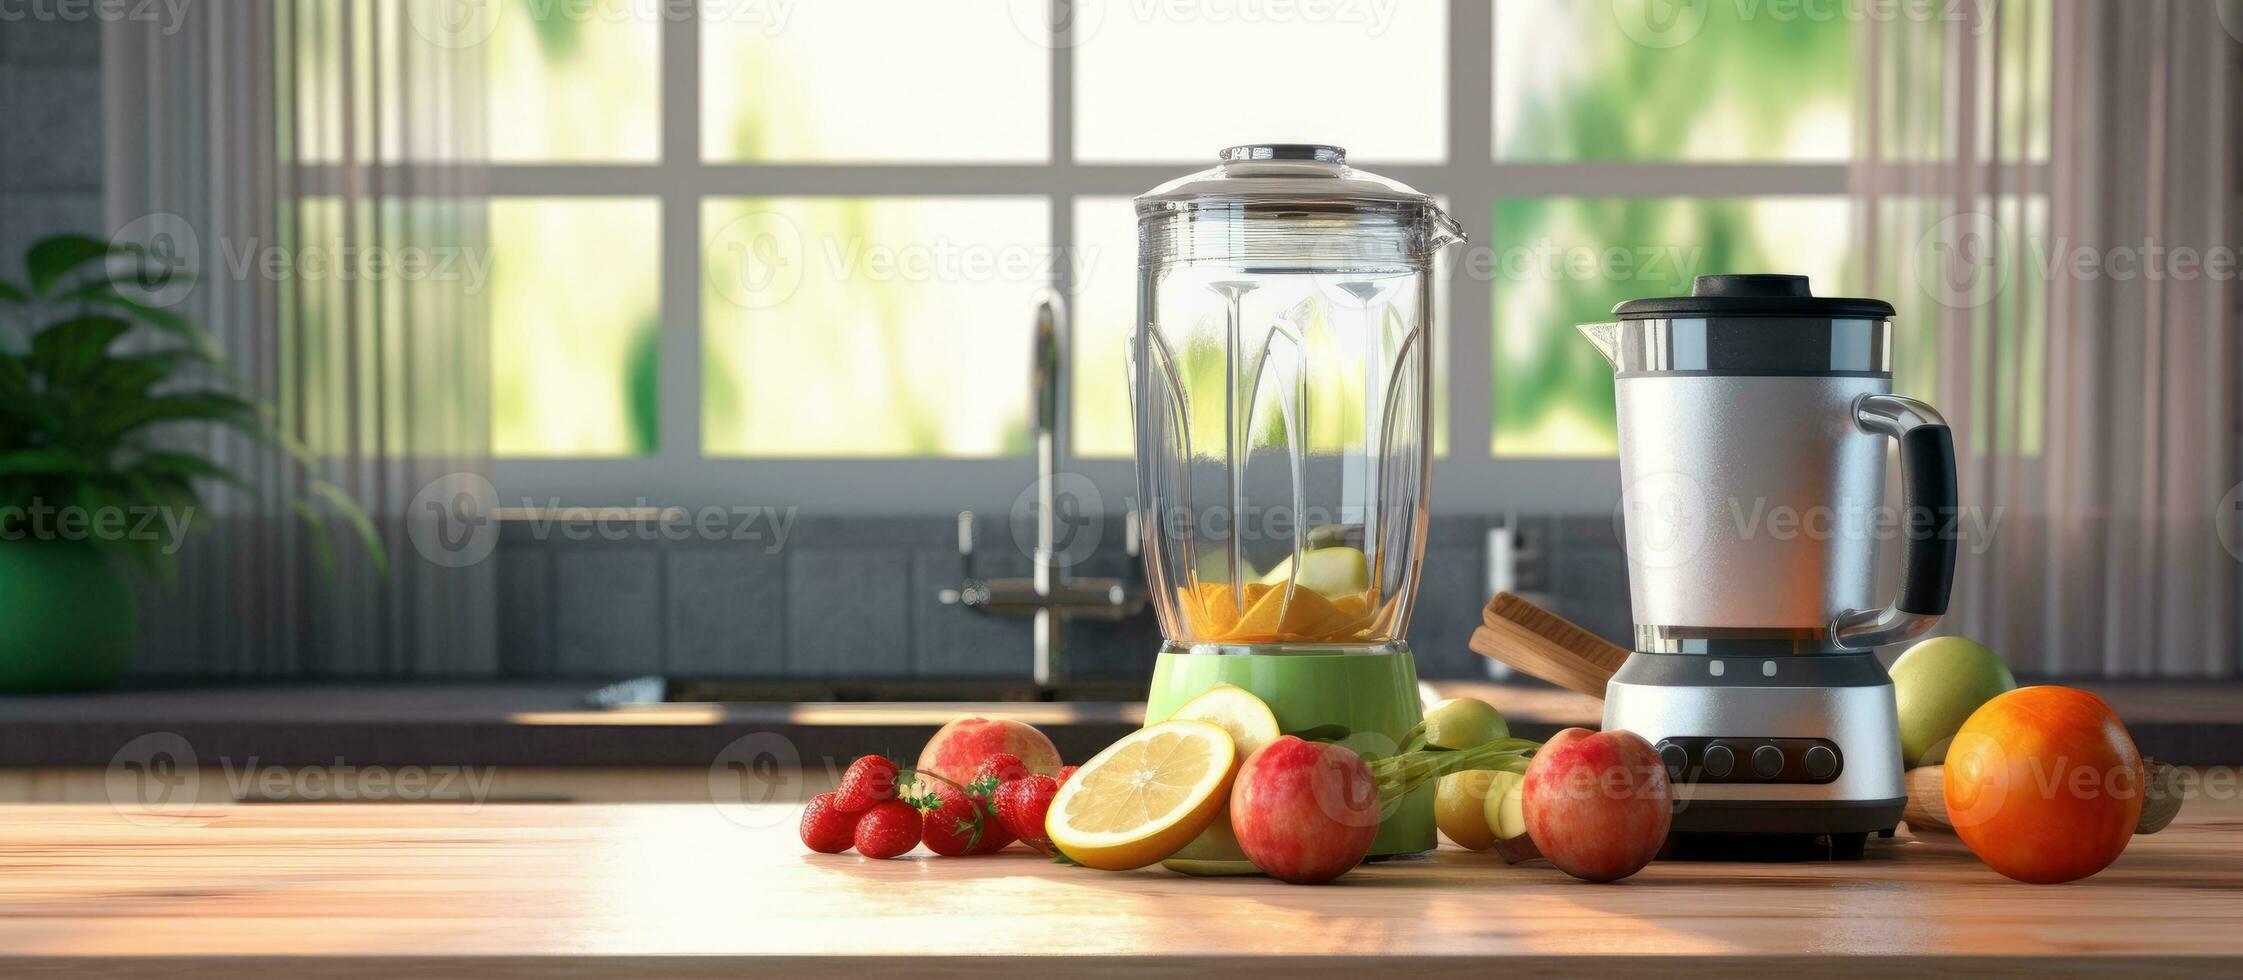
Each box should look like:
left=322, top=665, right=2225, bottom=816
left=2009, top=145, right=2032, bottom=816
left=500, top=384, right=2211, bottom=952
left=1133, top=145, right=1463, bottom=860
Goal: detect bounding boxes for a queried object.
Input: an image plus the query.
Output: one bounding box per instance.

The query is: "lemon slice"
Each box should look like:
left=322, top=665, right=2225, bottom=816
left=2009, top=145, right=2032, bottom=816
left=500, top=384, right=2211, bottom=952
left=1160, top=685, right=1282, bottom=876
left=1045, top=720, right=1238, bottom=871
left=1167, top=684, right=1280, bottom=760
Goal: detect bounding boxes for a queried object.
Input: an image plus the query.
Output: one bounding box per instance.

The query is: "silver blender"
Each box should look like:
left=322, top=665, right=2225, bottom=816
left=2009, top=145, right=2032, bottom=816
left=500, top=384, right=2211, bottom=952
left=1581, top=274, right=1959, bottom=853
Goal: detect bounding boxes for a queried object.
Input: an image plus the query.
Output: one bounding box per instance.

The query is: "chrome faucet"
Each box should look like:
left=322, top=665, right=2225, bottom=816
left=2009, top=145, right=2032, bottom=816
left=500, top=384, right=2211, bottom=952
left=938, top=289, right=1149, bottom=688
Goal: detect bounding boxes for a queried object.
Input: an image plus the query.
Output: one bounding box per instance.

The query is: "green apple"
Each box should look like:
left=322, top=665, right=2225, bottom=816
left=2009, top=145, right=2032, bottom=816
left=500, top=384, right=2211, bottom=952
left=1421, top=697, right=1508, bottom=750
left=1257, top=546, right=1370, bottom=597
left=1890, top=636, right=2016, bottom=768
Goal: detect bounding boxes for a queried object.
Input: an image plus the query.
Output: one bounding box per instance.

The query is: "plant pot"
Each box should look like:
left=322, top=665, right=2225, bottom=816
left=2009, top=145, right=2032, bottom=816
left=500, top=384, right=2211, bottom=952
left=0, top=539, right=138, bottom=691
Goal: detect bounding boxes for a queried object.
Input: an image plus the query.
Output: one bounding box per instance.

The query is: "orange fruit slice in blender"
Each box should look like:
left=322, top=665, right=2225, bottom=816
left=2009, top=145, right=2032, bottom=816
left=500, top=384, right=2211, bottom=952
left=1175, top=579, right=1381, bottom=644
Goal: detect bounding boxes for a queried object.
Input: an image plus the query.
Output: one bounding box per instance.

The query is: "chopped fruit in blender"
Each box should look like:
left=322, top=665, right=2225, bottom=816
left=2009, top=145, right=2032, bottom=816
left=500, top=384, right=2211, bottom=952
left=832, top=755, right=900, bottom=812
left=1257, top=545, right=1372, bottom=597
left=1045, top=720, right=1239, bottom=871
left=1174, top=580, right=1381, bottom=644
left=799, top=792, right=861, bottom=854
left=852, top=800, right=923, bottom=859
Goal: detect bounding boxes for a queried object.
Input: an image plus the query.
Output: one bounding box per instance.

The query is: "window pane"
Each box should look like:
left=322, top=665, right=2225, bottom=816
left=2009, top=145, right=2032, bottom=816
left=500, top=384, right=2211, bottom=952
left=491, top=199, right=661, bottom=457
left=1495, top=0, right=1854, bottom=161
left=1072, top=197, right=1450, bottom=460
left=702, top=3, right=1048, bottom=161
left=297, top=1, right=657, bottom=162
left=1491, top=197, right=1855, bottom=456
left=486, top=0, right=659, bottom=161
left=702, top=198, right=1048, bottom=456
left=1075, top=3, right=1447, bottom=162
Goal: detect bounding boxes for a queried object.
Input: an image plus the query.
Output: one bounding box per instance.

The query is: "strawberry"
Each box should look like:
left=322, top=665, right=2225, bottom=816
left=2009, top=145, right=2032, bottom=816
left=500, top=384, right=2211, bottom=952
left=799, top=791, right=859, bottom=854
left=972, top=752, right=1031, bottom=786
left=853, top=799, right=922, bottom=859
left=912, top=778, right=985, bottom=856
left=833, top=755, right=899, bottom=812
left=964, top=770, right=1017, bottom=854
left=1055, top=765, right=1079, bottom=788
left=994, top=774, right=1059, bottom=851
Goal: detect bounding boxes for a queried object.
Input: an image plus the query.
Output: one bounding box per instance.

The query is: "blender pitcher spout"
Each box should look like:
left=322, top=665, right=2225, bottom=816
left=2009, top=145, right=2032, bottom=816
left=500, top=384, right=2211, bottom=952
left=1577, top=321, right=1622, bottom=368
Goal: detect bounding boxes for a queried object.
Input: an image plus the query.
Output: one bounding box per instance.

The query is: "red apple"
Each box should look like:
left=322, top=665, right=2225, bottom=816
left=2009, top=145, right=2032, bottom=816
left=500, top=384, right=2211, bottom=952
left=1521, top=727, right=1672, bottom=882
left=1228, top=736, right=1381, bottom=884
left=916, top=717, right=1061, bottom=786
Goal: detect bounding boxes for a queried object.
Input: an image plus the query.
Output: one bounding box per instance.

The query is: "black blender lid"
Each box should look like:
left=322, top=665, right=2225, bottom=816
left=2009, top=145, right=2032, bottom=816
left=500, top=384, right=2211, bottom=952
left=1612, top=274, right=1895, bottom=319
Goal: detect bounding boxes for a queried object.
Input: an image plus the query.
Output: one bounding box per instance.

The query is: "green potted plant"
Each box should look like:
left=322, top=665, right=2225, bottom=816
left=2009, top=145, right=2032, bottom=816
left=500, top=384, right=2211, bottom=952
left=0, top=234, right=383, bottom=691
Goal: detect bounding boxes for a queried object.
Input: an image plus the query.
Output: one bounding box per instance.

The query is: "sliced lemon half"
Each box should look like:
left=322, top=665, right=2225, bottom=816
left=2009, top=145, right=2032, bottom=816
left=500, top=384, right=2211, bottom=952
left=1168, top=684, right=1281, bottom=760
left=1045, top=720, right=1238, bottom=871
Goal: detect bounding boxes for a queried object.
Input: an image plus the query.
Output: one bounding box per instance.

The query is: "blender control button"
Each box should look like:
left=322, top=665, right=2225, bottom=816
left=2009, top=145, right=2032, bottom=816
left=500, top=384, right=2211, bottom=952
left=1804, top=744, right=1840, bottom=779
left=1702, top=744, right=1736, bottom=778
left=1658, top=742, right=1688, bottom=780
left=1752, top=744, right=1785, bottom=778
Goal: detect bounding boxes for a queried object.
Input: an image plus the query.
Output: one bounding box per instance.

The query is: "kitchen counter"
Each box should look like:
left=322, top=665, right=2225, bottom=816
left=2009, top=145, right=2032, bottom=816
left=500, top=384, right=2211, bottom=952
left=2, top=798, right=2239, bottom=975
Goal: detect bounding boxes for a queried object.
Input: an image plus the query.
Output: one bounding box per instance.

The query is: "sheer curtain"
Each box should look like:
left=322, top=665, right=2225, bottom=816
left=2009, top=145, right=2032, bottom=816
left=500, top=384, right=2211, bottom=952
left=104, top=1, right=495, bottom=676
left=1855, top=0, right=2242, bottom=677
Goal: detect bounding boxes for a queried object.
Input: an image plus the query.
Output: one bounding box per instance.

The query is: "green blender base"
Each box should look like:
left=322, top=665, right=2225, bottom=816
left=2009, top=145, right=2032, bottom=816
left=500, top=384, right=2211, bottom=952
left=1144, top=646, right=1435, bottom=872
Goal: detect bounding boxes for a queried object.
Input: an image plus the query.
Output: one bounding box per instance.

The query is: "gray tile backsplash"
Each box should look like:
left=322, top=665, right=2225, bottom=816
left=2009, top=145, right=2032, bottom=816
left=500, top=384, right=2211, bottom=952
left=785, top=550, right=911, bottom=676
left=554, top=548, right=663, bottom=675
left=484, top=512, right=1637, bottom=683
left=666, top=549, right=788, bottom=676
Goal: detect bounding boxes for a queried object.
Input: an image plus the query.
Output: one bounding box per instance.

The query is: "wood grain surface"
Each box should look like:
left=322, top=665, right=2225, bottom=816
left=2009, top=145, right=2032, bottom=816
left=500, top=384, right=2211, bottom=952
left=0, top=793, right=2237, bottom=977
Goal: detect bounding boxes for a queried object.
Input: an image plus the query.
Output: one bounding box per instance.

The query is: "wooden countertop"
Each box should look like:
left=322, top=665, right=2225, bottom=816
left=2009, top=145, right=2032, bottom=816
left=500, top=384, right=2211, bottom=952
left=4, top=798, right=2239, bottom=976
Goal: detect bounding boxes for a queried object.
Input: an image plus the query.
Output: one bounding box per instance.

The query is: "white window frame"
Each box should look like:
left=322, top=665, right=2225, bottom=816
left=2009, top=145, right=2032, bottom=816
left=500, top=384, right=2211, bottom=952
left=492, top=0, right=2046, bottom=517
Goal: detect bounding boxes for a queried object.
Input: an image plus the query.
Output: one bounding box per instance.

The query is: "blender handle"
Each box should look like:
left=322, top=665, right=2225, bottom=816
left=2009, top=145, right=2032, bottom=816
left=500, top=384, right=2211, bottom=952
left=1830, top=394, right=1959, bottom=650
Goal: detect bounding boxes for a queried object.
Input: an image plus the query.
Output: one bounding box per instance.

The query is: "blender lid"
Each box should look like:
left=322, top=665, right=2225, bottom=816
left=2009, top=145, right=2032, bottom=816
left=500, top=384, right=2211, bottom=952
left=1135, top=144, right=1443, bottom=214
left=1612, top=275, right=1895, bottom=320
